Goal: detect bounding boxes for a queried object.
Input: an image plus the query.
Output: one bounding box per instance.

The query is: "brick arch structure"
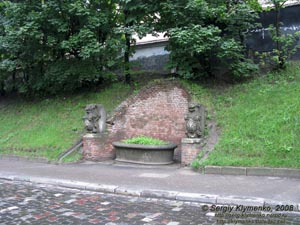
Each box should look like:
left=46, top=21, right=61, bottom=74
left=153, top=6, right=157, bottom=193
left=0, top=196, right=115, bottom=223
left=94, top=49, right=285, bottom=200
left=101, top=81, right=190, bottom=162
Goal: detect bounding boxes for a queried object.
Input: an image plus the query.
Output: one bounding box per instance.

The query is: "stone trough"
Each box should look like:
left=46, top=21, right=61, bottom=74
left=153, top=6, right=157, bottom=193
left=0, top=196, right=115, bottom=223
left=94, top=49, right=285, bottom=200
left=112, top=142, right=177, bottom=165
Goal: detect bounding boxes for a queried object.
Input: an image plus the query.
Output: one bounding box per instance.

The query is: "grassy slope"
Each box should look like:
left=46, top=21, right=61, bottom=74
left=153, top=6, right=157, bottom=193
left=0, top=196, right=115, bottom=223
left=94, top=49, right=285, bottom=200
left=0, top=83, right=132, bottom=160
left=199, top=62, right=300, bottom=168
left=1, top=62, right=300, bottom=167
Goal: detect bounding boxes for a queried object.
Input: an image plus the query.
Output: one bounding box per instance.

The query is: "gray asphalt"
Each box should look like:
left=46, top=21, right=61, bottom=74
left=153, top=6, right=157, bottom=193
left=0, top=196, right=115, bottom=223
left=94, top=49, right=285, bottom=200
left=0, top=159, right=299, bottom=205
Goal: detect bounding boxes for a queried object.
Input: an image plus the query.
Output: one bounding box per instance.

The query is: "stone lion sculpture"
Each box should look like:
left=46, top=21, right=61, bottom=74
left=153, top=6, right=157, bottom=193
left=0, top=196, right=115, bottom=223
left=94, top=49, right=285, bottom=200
left=83, top=104, right=107, bottom=133
left=185, top=103, right=207, bottom=138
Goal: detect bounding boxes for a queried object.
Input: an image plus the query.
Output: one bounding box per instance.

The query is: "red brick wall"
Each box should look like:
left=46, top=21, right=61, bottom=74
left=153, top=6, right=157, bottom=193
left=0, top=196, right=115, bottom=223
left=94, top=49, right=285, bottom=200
left=82, top=134, right=112, bottom=161
left=181, top=139, right=203, bottom=166
left=104, top=81, right=190, bottom=161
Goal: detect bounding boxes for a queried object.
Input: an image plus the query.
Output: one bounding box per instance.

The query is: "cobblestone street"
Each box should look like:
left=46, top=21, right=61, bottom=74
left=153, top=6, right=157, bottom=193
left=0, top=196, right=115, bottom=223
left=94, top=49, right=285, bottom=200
left=0, top=179, right=299, bottom=225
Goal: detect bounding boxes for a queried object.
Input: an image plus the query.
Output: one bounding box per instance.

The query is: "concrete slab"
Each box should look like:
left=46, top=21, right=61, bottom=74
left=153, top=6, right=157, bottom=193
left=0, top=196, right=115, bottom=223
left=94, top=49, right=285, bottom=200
left=205, top=166, right=222, bottom=174
left=221, top=166, right=247, bottom=176
left=141, top=190, right=178, bottom=200
left=115, top=187, right=141, bottom=196
left=176, top=193, right=217, bottom=204
left=247, top=167, right=274, bottom=176
left=273, top=168, right=300, bottom=179
left=216, top=196, right=265, bottom=206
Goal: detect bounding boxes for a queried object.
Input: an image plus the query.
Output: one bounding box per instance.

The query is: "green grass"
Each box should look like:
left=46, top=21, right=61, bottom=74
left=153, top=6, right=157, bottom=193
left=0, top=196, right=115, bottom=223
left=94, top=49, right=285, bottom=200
left=122, top=135, right=168, bottom=145
left=192, top=61, right=300, bottom=168
left=1, top=62, right=300, bottom=167
left=0, top=83, right=132, bottom=161
left=60, top=150, right=83, bottom=163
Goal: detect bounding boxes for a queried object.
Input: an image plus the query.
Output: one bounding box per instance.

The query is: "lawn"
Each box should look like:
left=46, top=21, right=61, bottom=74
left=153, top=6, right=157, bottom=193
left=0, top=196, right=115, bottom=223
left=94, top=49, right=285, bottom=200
left=194, top=61, right=300, bottom=168
left=0, top=83, right=132, bottom=161
left=1, top=62, right=300, bottom=167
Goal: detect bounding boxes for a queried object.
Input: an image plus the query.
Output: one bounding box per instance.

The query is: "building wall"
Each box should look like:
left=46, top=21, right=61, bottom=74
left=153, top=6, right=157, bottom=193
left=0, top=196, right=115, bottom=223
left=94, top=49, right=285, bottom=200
left=103, top=81, right=190, bottom=162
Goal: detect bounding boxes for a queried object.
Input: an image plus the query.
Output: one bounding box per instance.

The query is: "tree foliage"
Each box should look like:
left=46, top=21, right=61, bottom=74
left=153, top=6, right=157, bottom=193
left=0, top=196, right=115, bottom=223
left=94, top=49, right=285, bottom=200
left=1, top=0, right=292, bottom=95
left=0, top=0, right=121, bottom=95
left=262, top=0, right=300, bottom=69
left=156, top=0, right=259, bottom=79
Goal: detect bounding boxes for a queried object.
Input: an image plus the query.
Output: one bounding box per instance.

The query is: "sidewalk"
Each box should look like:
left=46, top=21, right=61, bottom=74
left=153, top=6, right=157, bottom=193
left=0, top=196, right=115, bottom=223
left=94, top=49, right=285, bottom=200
left=0, top=159, right=299, bottom=208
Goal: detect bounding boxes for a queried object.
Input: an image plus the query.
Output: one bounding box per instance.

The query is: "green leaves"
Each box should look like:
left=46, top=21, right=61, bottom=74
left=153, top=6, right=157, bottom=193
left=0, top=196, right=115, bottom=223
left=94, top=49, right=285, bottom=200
left=0, top=0, right=121, bottom=95
left=161, top=0, right=258, bottom=79
left=0, top=0, right=284, bottom=94
left=257, top=1, right=300, bottom=70
left=245, top=0, right=262, bottom=11
left=170, top=25, right=221, bottom=54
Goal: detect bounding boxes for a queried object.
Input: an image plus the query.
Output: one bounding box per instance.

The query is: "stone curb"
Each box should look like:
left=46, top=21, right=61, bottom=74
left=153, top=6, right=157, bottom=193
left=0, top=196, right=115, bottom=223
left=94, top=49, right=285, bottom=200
left=1, top=174, right=299, bottom=212
left=202, top=166, right=300, bottom=179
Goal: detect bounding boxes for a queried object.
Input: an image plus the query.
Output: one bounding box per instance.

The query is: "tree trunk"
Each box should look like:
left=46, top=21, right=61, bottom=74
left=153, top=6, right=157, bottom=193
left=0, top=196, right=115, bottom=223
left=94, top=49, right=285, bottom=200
left=124, top=9, right=131, bottom=84
left=124, top=33, right=131, bottom=83
left=275, top=6, right=280, bottom=50
left=12, top=71, right=16, bottom=92
left=0, top=81, right=5, bottom=96
left=275, top=4, right=284, bottom=68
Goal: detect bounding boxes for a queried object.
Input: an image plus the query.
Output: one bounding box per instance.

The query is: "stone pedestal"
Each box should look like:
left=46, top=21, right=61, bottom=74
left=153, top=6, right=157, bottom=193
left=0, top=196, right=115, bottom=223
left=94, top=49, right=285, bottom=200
left=181, top=138, right=203, bottom=166
left=82, top=133, right=113, bottom=161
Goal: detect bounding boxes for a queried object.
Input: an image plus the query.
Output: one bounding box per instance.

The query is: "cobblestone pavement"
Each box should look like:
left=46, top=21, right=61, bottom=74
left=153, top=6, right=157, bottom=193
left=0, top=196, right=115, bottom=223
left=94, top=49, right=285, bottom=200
left=0, top=179, right=300, bottom=225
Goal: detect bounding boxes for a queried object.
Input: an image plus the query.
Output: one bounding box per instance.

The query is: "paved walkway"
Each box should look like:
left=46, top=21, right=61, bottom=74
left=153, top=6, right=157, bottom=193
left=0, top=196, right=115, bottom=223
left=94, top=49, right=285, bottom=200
left=0, top=159, right=299, bottom=206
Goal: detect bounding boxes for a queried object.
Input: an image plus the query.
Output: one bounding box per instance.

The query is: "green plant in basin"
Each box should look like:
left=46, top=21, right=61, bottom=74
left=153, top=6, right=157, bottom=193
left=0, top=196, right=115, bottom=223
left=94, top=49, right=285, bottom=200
left=122, top=136, right=168, bottom=145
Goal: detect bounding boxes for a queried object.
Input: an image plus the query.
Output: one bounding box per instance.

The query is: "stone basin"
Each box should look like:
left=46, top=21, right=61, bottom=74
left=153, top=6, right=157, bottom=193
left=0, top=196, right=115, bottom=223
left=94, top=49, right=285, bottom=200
left=112, top=142, right=177, bottom=165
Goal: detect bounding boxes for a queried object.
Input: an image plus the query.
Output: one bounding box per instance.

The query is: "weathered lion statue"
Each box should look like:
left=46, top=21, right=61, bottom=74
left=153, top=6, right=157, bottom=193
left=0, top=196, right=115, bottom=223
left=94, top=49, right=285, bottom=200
left=185, top=103, right=207, bottom=138
left=83, top=104, right=107, bottom=133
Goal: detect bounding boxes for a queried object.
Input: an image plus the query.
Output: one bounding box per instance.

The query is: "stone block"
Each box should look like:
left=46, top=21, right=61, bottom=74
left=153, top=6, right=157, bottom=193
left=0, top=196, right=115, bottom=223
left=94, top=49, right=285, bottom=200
left=221, top=166, right=247, bottom=176
left=205, top=166, right=222, bottom=174
left=273, top=168, right=300, bottom=178
left=115, top=187, right=141, bottom=196
left=181, top=138, right=202, bottom=144
left=217, top=196, right=265, bottom=206
left=141, top=189, right=178, bottom=200
left=176, top=193, right=217, bottom=204
left=246, top=167, right=274, bottom=177
left=88, top=184, right=118, bottom=193
left=55, top=180, right=89, bottom=189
